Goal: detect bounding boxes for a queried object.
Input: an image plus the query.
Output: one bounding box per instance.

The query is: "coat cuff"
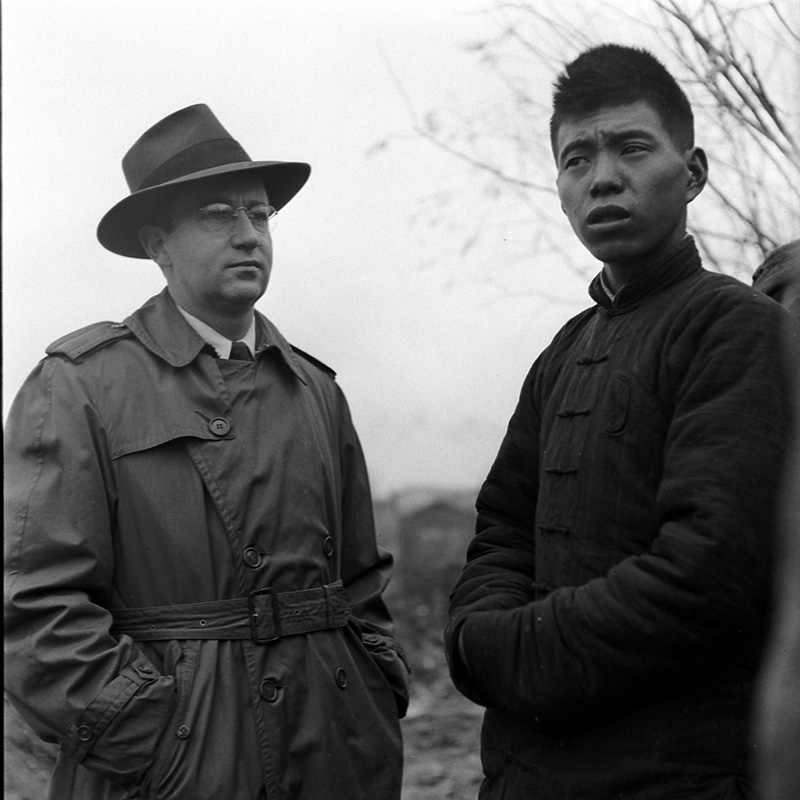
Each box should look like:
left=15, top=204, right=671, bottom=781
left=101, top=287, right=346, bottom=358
left=65, top=654, right=176, bottom=782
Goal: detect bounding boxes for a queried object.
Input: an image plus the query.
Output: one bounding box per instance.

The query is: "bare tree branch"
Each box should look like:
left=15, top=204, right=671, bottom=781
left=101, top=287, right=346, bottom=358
left=378, top=0, right=800, bottom=290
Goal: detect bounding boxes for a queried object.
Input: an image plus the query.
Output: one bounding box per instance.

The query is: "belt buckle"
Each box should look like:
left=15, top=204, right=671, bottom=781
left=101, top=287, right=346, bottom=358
left=248, top=588, right=281, bottom=643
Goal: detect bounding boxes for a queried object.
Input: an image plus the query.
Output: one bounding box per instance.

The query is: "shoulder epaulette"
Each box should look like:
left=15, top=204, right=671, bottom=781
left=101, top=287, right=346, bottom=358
left=46, top=321, right=133, bottom=363
left=290, top=345, right=337, bottom=379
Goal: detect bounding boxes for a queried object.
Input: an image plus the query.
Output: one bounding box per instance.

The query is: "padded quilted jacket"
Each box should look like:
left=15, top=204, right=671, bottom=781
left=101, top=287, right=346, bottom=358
left=446, top=238, right=794, bottom=799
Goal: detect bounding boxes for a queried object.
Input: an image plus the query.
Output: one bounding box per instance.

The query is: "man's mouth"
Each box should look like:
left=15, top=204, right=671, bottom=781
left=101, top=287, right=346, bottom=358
left=586, top=205, right=631, bottom=226
left=228, top=260, right=261, bottom=269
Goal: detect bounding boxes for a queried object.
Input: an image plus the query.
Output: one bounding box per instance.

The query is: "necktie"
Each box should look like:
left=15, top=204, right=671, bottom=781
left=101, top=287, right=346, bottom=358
left=228, top=340, right=253, bottom=361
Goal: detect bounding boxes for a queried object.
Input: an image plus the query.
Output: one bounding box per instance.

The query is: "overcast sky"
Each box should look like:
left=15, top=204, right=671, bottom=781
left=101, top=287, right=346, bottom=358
left=3, top=0, right=668, bottom=496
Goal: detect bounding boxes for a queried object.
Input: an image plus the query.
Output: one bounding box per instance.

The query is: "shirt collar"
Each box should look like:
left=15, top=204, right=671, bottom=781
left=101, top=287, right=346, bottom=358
left=175, top=306, right=256, bottom=359
left=123, top=288, right=308, bottom=383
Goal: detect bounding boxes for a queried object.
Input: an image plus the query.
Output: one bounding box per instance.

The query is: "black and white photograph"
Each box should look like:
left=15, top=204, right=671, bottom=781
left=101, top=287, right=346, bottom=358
left=4, top=2, right=799, bottom=799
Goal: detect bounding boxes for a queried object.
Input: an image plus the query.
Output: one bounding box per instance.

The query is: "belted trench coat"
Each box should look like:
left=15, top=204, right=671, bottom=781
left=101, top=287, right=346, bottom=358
left=4, top=289, right=407, bottom=800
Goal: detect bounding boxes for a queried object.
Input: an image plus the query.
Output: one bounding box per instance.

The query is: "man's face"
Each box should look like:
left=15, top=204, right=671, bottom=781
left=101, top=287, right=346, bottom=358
left=555, top=101, right=705, bottom=279
left=146, top=172, right=272, bottom=319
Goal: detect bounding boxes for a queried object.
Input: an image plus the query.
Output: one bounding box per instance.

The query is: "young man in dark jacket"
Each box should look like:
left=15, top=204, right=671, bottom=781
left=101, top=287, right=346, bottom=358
left=4, top=104, right=408, bottom=800
left=445, top=44, right=794, bottom=799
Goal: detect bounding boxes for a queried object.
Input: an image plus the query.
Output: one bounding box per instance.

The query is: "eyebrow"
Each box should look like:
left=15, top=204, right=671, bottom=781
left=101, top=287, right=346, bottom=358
left=558, top=127, right=659, bottom=162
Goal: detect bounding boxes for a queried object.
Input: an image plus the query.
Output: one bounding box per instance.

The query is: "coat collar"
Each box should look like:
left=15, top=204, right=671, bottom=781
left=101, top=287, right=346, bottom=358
left=123, top=288, right=307, bottom=382
left=588, top=236, right=703, bottom=311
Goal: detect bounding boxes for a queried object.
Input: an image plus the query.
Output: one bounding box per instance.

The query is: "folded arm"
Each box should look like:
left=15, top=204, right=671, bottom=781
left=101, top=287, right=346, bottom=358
left=446, top=299, right=792, bottom=724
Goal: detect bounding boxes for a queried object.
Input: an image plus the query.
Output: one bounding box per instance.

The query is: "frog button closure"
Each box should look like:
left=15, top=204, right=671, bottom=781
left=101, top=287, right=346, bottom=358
left=208, top=417, right=230, bottom=436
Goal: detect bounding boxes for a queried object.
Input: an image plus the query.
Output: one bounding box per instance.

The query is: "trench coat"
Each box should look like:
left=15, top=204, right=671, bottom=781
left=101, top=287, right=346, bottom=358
left=446, top=238, right=795, bottom=799
left=4, top=288, right=408, bottom=800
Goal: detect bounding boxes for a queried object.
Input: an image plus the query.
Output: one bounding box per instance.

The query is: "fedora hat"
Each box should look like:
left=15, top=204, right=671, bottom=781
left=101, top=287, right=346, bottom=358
left=97, top=104, right=311, bottom=258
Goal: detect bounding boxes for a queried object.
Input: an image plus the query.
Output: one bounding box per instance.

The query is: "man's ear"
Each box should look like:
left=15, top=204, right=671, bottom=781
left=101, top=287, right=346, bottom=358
left=686, top=146, right=708, bottom=203
left=139, top=225, right=171, bottom=267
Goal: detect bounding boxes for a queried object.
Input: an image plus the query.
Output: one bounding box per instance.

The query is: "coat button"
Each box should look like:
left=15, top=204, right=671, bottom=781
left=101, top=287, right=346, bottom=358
left=242, top=547, right=262, bottom=568
left=322, top=536, right=334, bottom=558
left=76, top=725, right=92, bottom=741
left=335, top=668, right=348, bottom=689
left=259, top=679, right=279, bottom=702
left=208, top=417, right=230, bottom=436
left=176, top=724, right=190, bottom=739
left=137, top=663, right=154, bottom=676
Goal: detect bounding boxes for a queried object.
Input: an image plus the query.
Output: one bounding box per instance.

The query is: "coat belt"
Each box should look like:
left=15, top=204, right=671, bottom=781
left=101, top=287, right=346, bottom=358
left=110, top=582, right=352, bottom=644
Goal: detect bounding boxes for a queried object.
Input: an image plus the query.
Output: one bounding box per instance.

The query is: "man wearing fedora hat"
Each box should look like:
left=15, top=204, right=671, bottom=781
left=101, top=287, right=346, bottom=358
left=4, top=104, right=408, bottom=800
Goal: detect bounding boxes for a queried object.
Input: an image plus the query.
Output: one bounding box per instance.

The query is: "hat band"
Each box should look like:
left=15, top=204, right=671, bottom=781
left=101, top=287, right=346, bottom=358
left=137, top=138, right=252, bottom=191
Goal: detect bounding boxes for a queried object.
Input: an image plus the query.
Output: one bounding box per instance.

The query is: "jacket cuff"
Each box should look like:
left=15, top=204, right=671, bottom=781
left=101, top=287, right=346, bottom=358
left=444, top=614, right=491, bottom=708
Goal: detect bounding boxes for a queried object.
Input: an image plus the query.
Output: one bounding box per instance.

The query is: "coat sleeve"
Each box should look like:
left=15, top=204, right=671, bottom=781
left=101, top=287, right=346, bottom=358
left=4, top=356, right=176, bottom=783
left=333, top=386, right=410, bottom=716
left=446, top=294, right=794, bottom=725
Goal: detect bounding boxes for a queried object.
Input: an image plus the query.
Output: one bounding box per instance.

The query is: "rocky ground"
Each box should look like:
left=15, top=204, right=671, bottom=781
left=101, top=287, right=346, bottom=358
left=401, top=672, right=484, bottom=799
left=5, top=602, right=484, bottom=800
left=397, top=599, right=484, bottom=799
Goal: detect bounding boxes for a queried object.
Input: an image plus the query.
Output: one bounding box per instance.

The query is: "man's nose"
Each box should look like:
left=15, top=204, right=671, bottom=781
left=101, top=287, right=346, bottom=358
left=231, top=209, right=262, bottom=248
left=590, top=154, right=623, bottom=197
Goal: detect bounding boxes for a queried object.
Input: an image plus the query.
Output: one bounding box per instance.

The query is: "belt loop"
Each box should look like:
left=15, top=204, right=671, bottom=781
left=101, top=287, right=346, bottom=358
left=323, top=584, right=334, bottom=629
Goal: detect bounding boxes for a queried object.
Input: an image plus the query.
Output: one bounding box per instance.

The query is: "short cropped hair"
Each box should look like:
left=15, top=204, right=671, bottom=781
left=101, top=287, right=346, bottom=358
left=549, top=44, right=694, bottom=157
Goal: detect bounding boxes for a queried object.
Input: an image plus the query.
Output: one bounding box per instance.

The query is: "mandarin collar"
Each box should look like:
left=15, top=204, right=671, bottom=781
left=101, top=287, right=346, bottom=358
left=588, top=237, right=703, bottom=311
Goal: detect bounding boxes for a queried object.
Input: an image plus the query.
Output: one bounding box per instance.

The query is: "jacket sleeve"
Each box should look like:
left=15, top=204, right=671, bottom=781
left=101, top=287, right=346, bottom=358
left=4, top=357, right=176, bottom=783
left=444, top=361, right=542, bottom=706
left=334, top=386, right=410, bottom=716
left=446, top=295, right=794, bottom=725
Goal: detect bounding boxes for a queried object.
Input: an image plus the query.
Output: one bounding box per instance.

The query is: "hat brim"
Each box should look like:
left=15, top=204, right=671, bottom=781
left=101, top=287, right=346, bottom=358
left=97, top=160, right=311, bottom=258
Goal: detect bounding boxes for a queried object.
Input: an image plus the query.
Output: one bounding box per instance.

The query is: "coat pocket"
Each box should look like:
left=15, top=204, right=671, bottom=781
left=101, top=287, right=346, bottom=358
left=346, top=620, right=410, bottom=718
left=141, top=640, right=200, bottom=800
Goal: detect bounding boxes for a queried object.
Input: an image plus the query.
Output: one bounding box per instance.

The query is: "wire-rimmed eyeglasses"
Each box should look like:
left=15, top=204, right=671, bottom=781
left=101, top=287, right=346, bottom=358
left=173, top=203, right=278, bottom=234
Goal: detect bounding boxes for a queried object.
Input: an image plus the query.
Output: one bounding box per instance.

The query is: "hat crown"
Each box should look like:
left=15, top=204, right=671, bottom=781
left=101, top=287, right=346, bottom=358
left=122, top=104, right=251, bottom=192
